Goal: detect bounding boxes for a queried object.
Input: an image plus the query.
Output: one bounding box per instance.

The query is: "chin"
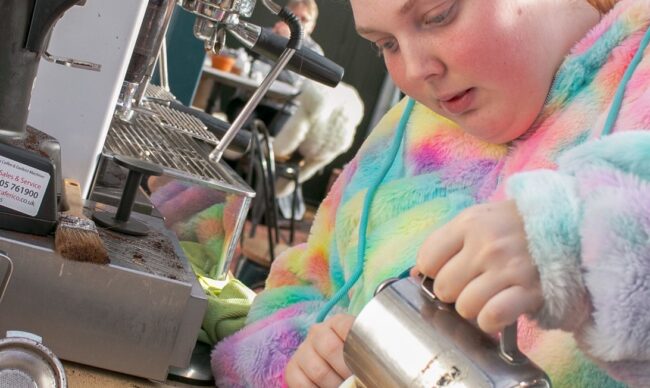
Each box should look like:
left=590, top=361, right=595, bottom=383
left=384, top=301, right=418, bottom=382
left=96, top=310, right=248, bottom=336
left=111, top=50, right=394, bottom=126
left=458, top=124, right=510, bottom=144
left=461, top=115, right=527, bottom=144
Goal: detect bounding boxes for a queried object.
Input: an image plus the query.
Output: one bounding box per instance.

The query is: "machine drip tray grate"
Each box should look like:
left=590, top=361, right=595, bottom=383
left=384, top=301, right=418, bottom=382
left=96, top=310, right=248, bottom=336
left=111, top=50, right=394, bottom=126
left=144, top=102, right=219, bottom=146
left=144, top=84, right=176, bottom=101
left=105, top=114, right=224, bottom=183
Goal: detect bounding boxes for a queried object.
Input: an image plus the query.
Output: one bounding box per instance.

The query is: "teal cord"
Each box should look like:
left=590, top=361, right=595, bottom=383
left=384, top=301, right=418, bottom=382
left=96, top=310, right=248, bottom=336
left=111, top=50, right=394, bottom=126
left=602, top=26, right=650, bottom=137
left=316, top=98, right=416, bottom=323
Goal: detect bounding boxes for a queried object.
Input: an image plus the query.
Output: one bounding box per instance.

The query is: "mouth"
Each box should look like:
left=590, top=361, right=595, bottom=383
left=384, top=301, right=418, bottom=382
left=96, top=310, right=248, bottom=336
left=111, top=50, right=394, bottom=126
left=438, top=88, right=476, bottom=116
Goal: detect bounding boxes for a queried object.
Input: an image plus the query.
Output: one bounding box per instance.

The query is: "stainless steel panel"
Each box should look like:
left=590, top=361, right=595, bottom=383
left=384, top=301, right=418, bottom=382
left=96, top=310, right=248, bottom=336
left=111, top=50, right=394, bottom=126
left=0, top=206, right=207, bottom=381
left=169, top=273, right=207, bottom=368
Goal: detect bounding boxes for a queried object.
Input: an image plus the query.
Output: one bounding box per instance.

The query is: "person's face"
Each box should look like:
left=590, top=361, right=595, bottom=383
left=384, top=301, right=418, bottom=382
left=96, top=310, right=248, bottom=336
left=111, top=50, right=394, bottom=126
left=274, top=3, right=316, bottom=37
left=351, top=0, right=600, bottom=143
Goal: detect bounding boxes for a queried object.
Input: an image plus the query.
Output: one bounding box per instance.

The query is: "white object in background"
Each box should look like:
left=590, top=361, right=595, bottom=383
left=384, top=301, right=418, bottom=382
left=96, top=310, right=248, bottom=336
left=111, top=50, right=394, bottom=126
left=234, top=47, right=252, bottom=76
left=28, top=0, right=148, bottom=197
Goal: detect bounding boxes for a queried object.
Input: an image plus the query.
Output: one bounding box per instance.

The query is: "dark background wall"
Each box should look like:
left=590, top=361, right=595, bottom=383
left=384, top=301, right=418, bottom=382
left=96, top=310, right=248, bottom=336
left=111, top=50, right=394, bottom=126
left=165, top=1, right=388, bottom=205
left=161, top=10, right=205, bottom=105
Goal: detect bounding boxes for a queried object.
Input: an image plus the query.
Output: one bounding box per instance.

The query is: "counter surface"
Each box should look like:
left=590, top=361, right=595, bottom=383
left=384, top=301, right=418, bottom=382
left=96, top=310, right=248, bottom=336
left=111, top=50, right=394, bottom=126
left=64, top=361, right=211, bottom=387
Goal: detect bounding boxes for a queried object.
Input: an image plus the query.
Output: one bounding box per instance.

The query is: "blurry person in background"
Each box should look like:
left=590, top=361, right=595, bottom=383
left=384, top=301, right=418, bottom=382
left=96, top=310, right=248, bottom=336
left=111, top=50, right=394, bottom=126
left=265, top=0, right=324, bottom=87
left=225, top=0, right=323, bottom=134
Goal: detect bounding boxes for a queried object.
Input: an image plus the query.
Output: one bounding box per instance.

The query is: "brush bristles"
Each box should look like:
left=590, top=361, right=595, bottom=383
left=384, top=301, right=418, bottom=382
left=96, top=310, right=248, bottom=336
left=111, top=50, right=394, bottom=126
left=55, top=216, right=110, bottom=264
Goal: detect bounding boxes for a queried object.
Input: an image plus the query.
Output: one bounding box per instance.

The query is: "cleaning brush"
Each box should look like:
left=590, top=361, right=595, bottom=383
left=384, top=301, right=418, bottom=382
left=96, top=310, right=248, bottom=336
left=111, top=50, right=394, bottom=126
left=54, top=178, right=109, bottom=264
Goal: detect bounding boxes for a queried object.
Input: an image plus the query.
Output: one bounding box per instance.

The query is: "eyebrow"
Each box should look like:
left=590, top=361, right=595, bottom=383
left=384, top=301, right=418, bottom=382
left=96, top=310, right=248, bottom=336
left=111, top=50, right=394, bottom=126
left=355, top=26, right=376, bottom=35
left=399, top=0, right=417, bottom=15
left=355, top=0, right=420, bottom=36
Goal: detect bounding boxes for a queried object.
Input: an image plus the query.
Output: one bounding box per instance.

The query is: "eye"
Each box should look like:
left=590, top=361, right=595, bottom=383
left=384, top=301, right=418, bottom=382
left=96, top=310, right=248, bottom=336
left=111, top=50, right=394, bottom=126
left=372, top=38, right=399, bottom=56
left=423, top=1, right=458, bottom=27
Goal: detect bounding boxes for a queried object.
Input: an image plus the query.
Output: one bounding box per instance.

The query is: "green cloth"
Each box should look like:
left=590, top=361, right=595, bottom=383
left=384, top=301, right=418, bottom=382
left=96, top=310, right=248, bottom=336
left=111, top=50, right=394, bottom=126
left=180, top=241, right=256, bottom=345
left=196, top=275, right=256, bottom=345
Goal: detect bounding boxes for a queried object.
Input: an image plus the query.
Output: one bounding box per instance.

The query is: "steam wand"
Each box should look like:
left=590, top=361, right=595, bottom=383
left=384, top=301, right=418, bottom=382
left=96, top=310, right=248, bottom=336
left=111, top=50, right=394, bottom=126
left=208, top=0, right=303, bottom=163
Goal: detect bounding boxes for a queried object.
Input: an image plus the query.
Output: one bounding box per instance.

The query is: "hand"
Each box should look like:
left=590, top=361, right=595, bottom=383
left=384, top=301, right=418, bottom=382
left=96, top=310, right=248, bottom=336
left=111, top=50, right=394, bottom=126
left=413, top=200, right=544, bottom=334
left=285, top=314, right=354, bottom=388
left=273, top=21, right=291, bottom=38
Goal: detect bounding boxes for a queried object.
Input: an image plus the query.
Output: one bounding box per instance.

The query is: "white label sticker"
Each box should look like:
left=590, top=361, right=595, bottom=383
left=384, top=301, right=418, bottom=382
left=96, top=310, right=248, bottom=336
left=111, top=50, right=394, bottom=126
left=0, top=155, right=51, bottom=217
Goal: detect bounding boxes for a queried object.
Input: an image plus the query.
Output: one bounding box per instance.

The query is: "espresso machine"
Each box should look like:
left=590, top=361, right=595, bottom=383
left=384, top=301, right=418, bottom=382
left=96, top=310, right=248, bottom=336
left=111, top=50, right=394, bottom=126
left=0, top=0, right=101, bottom=236
left=0, top=0, right=213, bottom=381
left=0, top=0, right=344, bottom=383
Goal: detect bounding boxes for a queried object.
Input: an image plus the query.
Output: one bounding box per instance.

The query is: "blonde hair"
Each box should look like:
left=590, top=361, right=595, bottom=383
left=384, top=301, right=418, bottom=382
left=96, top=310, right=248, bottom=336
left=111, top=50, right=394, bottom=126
left=585, top=0, right=618, bottom=13
left=287, top=0, right=319, bottom=21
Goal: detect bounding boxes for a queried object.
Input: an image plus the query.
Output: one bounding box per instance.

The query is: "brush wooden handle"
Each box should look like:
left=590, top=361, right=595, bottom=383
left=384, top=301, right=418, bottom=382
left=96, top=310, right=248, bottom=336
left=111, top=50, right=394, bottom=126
left=63, top=178, right=85, bottom=218
left=57, top=178, right=110, bottom=264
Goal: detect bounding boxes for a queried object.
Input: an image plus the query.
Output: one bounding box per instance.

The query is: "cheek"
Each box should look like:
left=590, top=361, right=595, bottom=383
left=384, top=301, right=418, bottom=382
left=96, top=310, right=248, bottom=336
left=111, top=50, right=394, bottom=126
left=455, top=29, right=520, bottom=85
left=456, top=4, right=535, bottom=83
left=384, top=56, right=407, bottom=90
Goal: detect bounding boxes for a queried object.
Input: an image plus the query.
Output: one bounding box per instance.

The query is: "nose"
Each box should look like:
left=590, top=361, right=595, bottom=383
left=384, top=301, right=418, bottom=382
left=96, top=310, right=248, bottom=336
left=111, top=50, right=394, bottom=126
left=401, top=36, right=445, bottom=82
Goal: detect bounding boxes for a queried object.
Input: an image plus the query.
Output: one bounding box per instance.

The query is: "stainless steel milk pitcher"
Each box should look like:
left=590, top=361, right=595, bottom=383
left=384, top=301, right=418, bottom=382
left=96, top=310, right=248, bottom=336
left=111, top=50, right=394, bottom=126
left=343, top=276, right=552, bottom=388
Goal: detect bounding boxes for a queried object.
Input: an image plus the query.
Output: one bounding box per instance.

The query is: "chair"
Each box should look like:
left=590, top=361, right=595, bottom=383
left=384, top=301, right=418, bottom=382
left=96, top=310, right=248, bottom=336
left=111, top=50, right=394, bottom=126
left=241, top=120, right=282, bottom=262
left=234, top=81, right=364, bottom=288
left=231, top=119, right=279, bottom=289
left=274, top=153, right=305, bottom=244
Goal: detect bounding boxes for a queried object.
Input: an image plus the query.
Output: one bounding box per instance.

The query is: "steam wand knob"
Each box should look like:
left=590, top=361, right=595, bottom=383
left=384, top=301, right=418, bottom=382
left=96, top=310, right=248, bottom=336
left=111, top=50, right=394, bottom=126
left=93, top=155, right=162, bottom=236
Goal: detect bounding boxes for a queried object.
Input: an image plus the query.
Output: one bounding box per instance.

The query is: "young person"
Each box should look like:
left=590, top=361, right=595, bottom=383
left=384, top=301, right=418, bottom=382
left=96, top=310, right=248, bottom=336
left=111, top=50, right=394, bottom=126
left=213, top=0, right=650, bottom=386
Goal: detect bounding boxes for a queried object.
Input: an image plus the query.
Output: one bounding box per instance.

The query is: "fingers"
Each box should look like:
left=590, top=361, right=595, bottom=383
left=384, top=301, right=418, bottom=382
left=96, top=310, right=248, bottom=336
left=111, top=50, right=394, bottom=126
left=416, top=219, right=464, bottom=278
left=432, top=251, right=478, bottom=303
left=304, top=343, right=346, bottom=387
left=286, top=355, right=319, bottom=388
left=319, top=315, right=354, bottom=379
left=329, top=314, right=355, bottom=341
left=286, top=341, right=343, bottom=388
left=413, top=202, right=544, bottom=336
left=477, top=286, right=542, bottom=334
left=285, top=314, right=355, bottom=388
left=454, top=270, right=515, bottom=320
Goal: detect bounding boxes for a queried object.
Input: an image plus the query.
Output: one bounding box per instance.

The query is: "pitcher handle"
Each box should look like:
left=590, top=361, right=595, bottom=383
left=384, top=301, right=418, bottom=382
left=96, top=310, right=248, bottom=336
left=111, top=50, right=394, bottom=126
left=419, top=275, right=526, bottom=365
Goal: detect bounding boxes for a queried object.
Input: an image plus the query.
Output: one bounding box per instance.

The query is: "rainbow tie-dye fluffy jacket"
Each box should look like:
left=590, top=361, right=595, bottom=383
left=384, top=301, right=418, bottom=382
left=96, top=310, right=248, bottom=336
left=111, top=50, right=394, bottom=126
left=212, top=1, right=650, bottom=386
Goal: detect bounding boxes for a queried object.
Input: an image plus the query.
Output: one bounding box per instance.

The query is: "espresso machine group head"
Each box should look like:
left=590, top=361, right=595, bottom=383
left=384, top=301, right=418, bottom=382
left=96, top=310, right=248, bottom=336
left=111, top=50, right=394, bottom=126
left=180, top=0, right=258, bottom=54
left=181, top=0, right=344, bottom=87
